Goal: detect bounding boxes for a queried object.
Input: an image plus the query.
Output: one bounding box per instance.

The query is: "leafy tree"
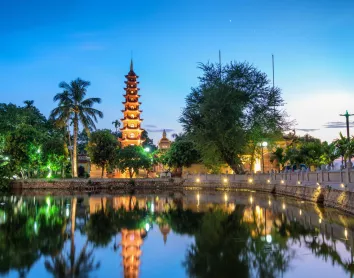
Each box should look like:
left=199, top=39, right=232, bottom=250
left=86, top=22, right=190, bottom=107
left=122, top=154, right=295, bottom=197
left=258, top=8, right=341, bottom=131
left=179, top=61, right=290, bottom=173
left=87, top=130, right=118, bottom=178
left=320, top=141, right=339, bottom=168
left=270, top=147, right=287, bottom=172
left=77, top=130, right=89, bottom=155
left=164, top=137, right=200, bottom=170
left=334, top=132, right=348, bottom=168
left=50, top=78, right=103, bottom=177
left=42, top=137, right=69, bottom=178
left=115, top=145, right=151, bottom=178
left=5, top=126, right=44, bottom=178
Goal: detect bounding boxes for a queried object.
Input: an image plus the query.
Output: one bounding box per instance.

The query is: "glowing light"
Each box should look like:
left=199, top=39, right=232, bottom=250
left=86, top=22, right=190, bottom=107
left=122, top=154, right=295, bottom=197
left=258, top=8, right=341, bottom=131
left=262, top=142, right=268, bottom=147
left=281, top=180, right=285, bottom=184
left=47, top=172, right=52, bottom=178
left=197, top=193, right=200, bottom=200
left=224, top=193, right=228, bottom=202
left=299, top=209, right=302, bottom=216
left=341, top=183, right=345, bottom=188
left=249, top=196, right=253, bottom=204
left=151, top=203, right=154, bottom=213
left=316, top=182, right=320, bottom=186
left=255, top=205, right=261, bottom=214
left=268, top=200, right=271, bottom=206
left=267, top=179, right=270, bottom=183
left=282, top=203, right=286, bottom=210
left=34, top=221, right=38, bottom=233
left=4, top=156, right=9, bottom=161
left=156, top=196, right=159, bottom=201
left=144, top=147, right=150, bottom=152
left=317, top=186, right=321, bottom=190
left=319, top=218, right=322, bottom=224
left=196, top=178, right=200, bottom=183
left=223, top=178, right=228, bottom=183
left=46, top=197, right=51, bottom=207
left=345, top=228, right=348, bottom=240
left=66, top=207, right=70, bottom=217
left=37, top=148, right=41, bottom=153
left=248, top=178, right=253, bottom=183
left=297, top=181, right=301, bottom=185
left=266, top=234, right=272, bottom=243
left=145, top=223, right=150, bottom=232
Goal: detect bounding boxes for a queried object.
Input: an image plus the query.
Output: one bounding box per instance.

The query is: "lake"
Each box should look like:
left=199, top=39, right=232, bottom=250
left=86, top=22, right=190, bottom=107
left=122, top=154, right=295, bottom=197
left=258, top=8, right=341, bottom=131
left=0, top=190, right=353, bottom=277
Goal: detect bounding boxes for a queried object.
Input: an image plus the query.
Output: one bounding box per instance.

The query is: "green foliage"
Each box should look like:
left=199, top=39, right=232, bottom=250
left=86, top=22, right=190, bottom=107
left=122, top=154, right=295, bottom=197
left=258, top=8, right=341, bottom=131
left=270, top=147, right=287, bottom=171
left=164, top=136, right=200, bottom=169
left=115, top=145, right=152, bottom=178
left=179, top=61, right=290, bottom=173
left=87, top=129, right=118, bottom=178
left=50, top=78, right=103, bottom=177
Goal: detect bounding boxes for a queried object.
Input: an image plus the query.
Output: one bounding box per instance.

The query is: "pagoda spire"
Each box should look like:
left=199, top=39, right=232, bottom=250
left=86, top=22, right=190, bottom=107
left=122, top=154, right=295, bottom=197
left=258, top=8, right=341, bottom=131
left=130, top=59, right=133, bottom=71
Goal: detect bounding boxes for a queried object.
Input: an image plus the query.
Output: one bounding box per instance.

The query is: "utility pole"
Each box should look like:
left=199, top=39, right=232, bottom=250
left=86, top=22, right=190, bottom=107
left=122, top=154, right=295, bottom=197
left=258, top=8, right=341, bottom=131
left=339, top=110, right=354, bottom=142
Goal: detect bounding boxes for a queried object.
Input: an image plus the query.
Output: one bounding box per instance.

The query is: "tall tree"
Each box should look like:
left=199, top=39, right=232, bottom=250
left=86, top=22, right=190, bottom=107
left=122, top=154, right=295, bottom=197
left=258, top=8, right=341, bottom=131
left=180, top=61, right=290, bottom=173
left=87, top=130, right=118, bottom=178
left=50, top=78, right=103, bottom=177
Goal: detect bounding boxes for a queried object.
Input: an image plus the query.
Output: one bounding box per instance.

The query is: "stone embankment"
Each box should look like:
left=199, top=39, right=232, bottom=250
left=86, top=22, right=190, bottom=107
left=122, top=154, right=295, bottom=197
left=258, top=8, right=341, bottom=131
left=11, top=178, right=184, bottom=192
left=11, top=172, right=354, bottom=215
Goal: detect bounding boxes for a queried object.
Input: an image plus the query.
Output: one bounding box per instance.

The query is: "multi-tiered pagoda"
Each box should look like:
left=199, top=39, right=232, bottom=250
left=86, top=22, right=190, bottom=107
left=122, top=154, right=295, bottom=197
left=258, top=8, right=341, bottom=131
left=119, top=60, right=145, bottom=147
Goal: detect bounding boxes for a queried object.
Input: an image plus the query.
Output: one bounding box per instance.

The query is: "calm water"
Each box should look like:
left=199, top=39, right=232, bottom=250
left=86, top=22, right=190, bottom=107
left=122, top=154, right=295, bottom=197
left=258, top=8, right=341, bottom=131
left=1, top=190, right=354, bottom=278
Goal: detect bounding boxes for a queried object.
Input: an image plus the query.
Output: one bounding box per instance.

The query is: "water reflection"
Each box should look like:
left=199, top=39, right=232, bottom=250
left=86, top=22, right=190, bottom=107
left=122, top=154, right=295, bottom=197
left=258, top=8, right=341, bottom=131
left=0, top=192, right=354, bottom=277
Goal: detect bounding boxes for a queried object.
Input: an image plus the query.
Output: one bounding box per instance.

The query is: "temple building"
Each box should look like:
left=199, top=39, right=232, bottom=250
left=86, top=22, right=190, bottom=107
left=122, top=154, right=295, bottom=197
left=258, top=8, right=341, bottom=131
left=119, top=60, right=145, bottom=148
left=158, top=130, right=171, bottom=150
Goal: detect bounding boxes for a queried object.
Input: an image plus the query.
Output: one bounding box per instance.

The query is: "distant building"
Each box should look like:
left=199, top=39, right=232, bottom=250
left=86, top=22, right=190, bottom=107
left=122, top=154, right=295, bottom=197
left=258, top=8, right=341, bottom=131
left=158, top=130, right=171, bottom=150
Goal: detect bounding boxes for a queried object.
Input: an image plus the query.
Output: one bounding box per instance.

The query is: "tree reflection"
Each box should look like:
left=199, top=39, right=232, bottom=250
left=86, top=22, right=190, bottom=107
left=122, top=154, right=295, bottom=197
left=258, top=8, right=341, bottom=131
left=0, top=196, right=67, bottom=277
left=44, top=241, right=100, bottom=278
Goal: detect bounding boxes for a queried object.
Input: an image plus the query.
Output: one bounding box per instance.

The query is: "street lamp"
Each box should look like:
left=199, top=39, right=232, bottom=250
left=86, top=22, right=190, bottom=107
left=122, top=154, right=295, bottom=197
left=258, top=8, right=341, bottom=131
left=144, top=147, right=150, bottom=152
left=261, top=141, right=268, bottom=173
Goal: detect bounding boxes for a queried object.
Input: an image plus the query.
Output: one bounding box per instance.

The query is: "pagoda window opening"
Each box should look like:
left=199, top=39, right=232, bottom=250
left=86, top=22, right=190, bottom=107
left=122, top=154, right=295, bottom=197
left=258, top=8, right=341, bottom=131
left=130, top=114, right=135, bottom=118
left=130, top=124, right=135, bottom=128
left=130, top=133, right=135, bottom=138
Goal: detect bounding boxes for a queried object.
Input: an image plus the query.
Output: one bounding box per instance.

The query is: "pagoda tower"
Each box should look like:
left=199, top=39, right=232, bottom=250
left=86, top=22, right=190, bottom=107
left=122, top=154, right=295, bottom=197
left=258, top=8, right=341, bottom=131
left=119, top=60, right=145, bottom=147
left=121, top=229, right=143, bottom=278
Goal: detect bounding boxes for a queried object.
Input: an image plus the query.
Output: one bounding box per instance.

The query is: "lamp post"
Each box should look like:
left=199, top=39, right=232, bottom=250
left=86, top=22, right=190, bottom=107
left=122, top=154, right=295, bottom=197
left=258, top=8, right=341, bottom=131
left=261, top=141, right=268, bottom=173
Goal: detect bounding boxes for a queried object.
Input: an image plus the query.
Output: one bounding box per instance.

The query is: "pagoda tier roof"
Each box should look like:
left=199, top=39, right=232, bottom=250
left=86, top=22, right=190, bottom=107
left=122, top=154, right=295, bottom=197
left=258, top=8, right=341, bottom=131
left=122, top=102, right=142, bottom=105
left=120, top=126, right=144, bottom=131
left=121, top=118, right=143, bottom=122
left=124, top=88, right=140, bottom=91
left=125, top=73, right=139, bottom=78
left=123, top=94, right=141, bottom=98
left=119, top=137, right=146, bottom=142
left=121, top=109, right=143, bottom=113
left=124, top=81, right=140, bottom=84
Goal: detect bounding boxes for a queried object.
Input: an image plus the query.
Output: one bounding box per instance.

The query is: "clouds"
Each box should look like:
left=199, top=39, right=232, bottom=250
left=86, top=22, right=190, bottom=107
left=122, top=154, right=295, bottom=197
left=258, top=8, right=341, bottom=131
left=145, top=128, right=175, bottom=133
left=297, top=128, right=320, bottom=132
left=144, top=124, right=174, bottom=133
left=323, top=122, right=354, bottom=128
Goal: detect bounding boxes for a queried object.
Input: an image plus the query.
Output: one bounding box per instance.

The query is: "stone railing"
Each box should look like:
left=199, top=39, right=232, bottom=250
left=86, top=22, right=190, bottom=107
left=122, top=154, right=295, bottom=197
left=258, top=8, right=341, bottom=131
left=184, top=169, right=354, bottom=191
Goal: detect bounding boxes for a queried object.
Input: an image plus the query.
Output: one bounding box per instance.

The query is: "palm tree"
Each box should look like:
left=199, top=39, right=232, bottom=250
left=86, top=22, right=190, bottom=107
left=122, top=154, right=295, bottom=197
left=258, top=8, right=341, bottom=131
left=112, top=120, right=120, bottom=133
left=23, top=100, right=34, bottom=108
left=50, top=78, right=103, bottom=177
left=334, top=132, right=348, bottom=168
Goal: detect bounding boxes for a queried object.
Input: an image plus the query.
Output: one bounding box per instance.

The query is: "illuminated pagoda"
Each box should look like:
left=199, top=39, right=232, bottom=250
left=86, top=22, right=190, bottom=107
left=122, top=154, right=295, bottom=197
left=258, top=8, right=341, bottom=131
left=119, top=60, right=145, bottom=148
left=121, top=229, right=144, bottom=278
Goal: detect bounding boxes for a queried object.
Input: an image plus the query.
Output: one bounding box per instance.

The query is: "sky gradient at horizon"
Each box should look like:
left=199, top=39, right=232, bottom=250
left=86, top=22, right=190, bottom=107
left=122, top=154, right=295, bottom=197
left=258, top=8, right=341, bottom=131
left=1, top=0, right=354, bottom=143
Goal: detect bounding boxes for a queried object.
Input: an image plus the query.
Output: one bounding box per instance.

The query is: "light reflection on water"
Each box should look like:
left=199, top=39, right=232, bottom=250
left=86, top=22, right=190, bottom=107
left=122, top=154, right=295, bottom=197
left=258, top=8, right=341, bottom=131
left=1, top=191, right=354, bottom=277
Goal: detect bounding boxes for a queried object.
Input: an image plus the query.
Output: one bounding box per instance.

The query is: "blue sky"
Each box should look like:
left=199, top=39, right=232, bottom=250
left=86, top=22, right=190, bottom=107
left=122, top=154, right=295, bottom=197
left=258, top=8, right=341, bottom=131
left=1, top=0, right=354, bottom=143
